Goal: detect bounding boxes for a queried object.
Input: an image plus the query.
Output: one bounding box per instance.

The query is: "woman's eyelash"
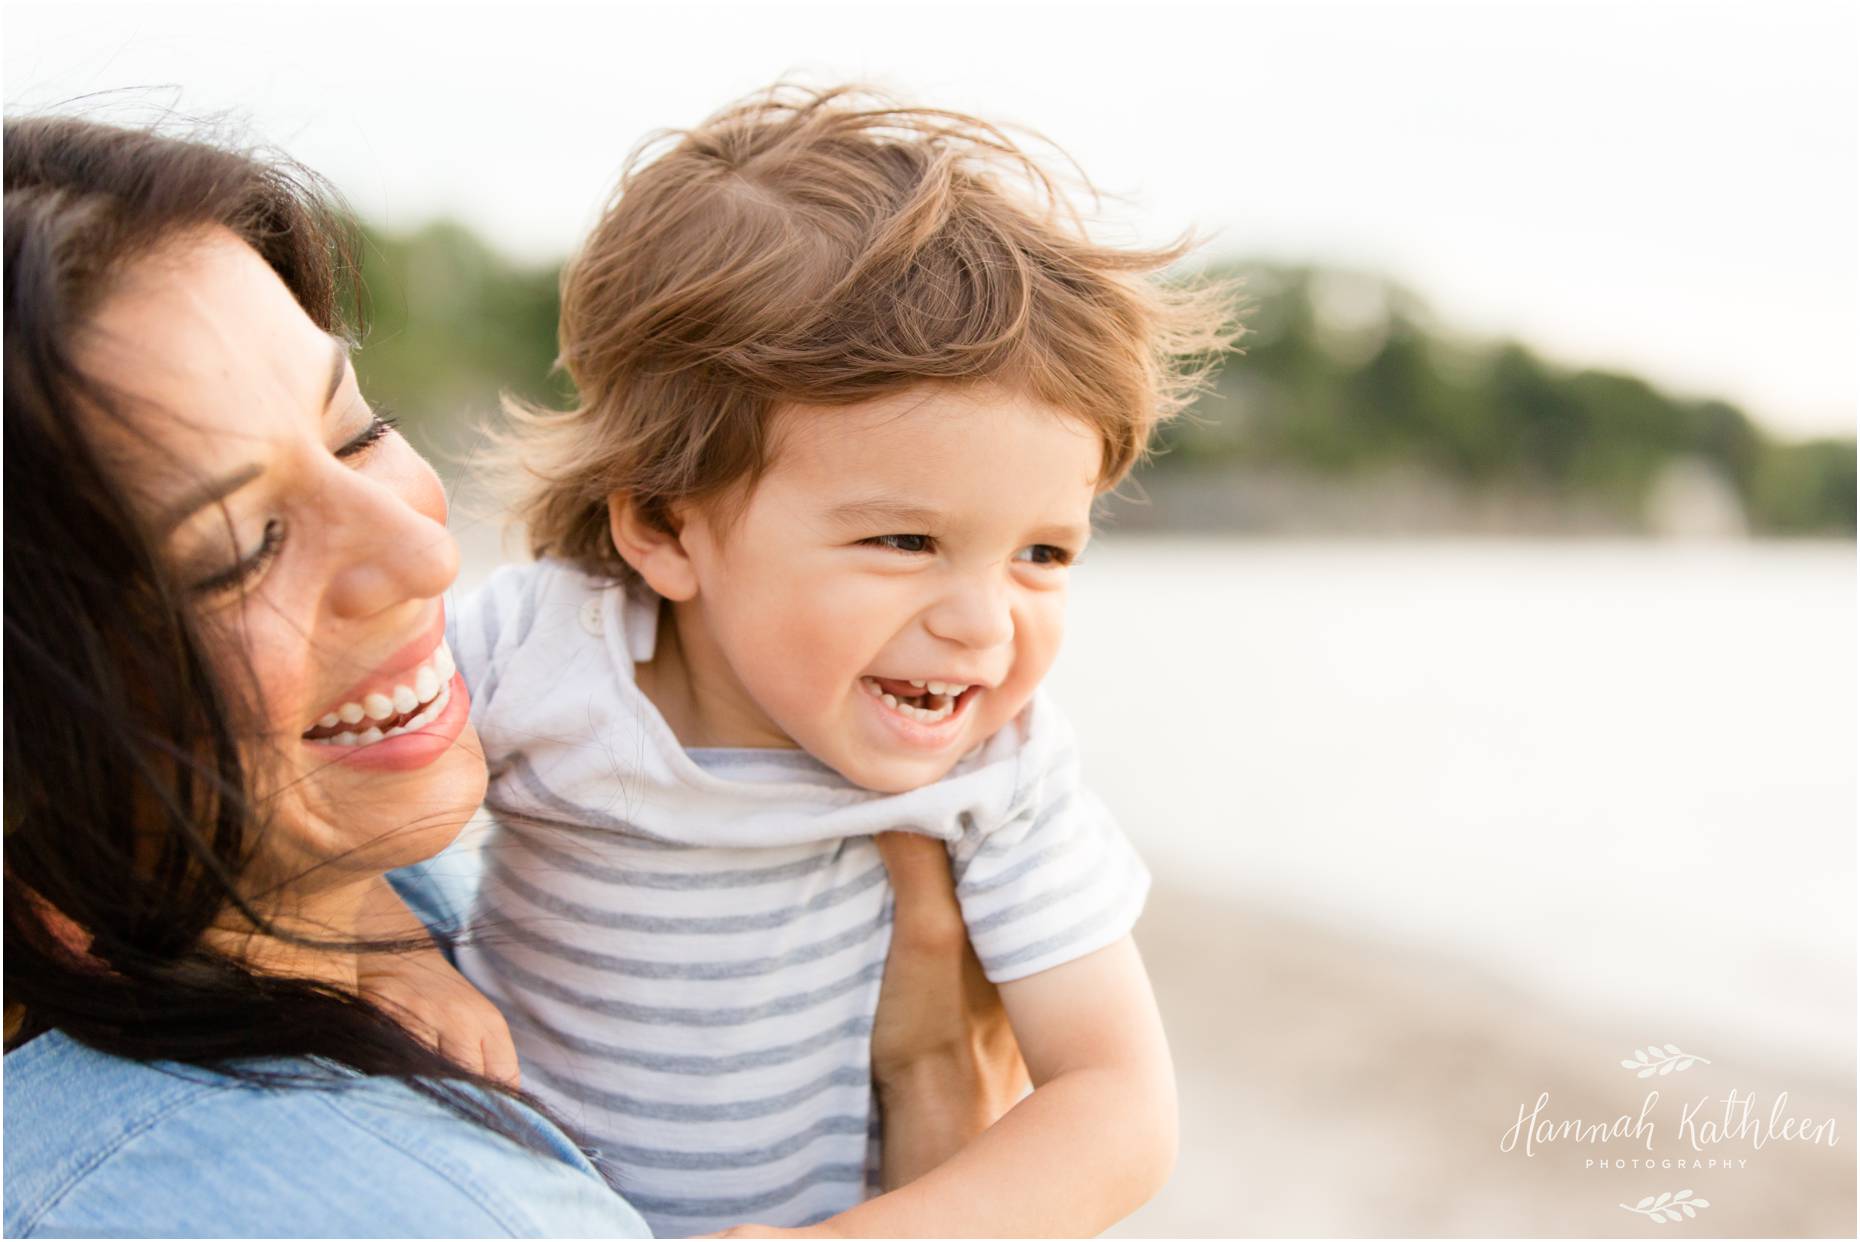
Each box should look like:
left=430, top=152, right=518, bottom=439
left=336, top=410, right=398, bottom=459
left=194, top=519, right=285, bottom=596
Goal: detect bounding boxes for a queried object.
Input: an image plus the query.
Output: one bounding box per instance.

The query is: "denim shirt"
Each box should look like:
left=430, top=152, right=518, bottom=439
left=2, top=860, right=651, bottom=1239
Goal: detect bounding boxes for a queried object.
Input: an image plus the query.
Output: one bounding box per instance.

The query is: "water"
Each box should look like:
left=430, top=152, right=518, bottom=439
left=452, top=522, right=1855, bottom=1069
left=1043, top=538, right=1855, bottom=1069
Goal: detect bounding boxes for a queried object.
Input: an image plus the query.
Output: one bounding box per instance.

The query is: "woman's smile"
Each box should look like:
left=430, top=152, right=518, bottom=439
left=304, top=666, right=473, bottom=771
left=295, top=607, right=474, bottom=768
left=301, top=649, right=455, bottom=743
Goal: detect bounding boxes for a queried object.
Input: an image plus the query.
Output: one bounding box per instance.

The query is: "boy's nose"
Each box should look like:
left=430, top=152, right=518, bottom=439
left=924, top=576, right=1015, bottom=650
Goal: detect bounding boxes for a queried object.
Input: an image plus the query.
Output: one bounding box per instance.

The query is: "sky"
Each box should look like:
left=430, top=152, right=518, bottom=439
left=5, top=0, right=1855, bottom=437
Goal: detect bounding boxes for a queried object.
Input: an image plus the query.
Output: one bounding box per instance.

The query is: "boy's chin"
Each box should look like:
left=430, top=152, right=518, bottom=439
left=825, top=747, right=960, bottom=796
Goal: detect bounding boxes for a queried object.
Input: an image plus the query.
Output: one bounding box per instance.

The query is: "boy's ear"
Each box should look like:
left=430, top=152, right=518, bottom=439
left=606, top=494, right=699, bottom=601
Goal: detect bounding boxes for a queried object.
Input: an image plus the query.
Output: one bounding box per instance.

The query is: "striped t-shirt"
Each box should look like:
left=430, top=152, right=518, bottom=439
left=447, top=559, right=1150, bottom=1236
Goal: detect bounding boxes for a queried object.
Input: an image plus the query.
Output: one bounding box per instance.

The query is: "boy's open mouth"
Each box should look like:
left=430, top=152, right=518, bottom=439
left=860, top=675, right=975, bottom=725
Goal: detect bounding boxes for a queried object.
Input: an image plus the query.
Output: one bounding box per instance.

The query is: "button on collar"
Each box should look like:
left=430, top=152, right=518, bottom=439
left=579, top=597, right=605, bottom=636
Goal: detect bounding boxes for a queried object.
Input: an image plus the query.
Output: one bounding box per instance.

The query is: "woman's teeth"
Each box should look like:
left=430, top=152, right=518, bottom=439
left=860, top=676, right=969, bottom=724
left=308, top=643, right=455, bottom=746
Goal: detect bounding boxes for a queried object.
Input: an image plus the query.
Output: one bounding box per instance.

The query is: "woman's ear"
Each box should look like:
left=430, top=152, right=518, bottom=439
left=607, top=494, right=699, bottom=601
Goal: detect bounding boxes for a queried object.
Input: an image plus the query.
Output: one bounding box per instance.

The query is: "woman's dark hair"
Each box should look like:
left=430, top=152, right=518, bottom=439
left=2, top=116, right=557, bottom=1156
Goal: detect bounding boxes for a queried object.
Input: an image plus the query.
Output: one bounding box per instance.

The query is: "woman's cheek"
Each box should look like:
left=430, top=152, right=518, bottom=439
left=238, top=611, right=321, bottom=743
left=191, top=594, right=303, bottom=743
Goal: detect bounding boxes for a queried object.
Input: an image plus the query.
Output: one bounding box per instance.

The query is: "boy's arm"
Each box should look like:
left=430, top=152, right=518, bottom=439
left=722, top=934, right=1174, bottom=1239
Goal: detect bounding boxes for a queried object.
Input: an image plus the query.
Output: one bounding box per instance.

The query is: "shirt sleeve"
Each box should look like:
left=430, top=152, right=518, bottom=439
left=948, top=694, right=1151, bottom=983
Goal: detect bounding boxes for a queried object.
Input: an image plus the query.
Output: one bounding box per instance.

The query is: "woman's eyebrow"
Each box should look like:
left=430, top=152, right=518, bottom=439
left=156, top=462, right=264, bottom=533
left=158, top=339, right=351, bottom=533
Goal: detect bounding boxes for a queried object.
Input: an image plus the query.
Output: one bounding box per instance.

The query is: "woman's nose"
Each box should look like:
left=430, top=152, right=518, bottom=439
left=323, top=463, right=460, bottom=620
left=923, top=573, right=1016, bottom=650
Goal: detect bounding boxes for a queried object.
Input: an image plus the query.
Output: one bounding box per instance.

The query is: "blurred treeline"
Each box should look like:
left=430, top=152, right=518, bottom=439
left=351, top=222, right=1855, bottom=537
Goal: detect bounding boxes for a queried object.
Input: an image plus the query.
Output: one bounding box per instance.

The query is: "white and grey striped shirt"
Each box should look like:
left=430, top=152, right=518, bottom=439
left=448, top=559, right=1149, bottom=1236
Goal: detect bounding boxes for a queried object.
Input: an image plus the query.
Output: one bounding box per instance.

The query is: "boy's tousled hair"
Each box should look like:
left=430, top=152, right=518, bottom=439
left=502, top=83, right=1240, bottom=581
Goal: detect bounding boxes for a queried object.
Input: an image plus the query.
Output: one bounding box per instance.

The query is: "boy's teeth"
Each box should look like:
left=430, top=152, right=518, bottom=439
left=338, top=702, right=365, bottom=725
left=364, top=693, right=395, bottom=721
left=859, top=675, right=960, bottom=725
left=414, top=666, right=439, bottom=701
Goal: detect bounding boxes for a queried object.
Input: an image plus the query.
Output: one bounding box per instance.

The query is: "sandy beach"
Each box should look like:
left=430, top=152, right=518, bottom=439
left=1115, top=885, right=1855, bottom=1238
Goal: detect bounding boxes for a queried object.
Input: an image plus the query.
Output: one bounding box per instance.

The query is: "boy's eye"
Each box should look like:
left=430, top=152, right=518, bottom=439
left=1014, top=544, right=1075, bottom=567
left=863, top=534, right=935, bottom=554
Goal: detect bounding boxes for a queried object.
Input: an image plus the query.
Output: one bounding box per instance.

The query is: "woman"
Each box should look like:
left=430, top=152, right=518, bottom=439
left=3, top=115, right=1024, bottom=1237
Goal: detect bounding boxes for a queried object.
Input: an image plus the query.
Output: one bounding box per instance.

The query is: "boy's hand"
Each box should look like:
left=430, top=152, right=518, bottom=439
left=357, top=945, right=523, bottom=1087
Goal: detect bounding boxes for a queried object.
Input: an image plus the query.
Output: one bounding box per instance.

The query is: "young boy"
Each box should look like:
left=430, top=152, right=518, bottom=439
left=444, top=85, right=1233, bottom=1236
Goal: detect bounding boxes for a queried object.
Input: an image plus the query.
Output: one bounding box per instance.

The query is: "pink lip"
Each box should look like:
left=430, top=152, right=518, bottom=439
left=306, top=609, right=447, bottom=729
left=304, top=670, right=472, bottom=772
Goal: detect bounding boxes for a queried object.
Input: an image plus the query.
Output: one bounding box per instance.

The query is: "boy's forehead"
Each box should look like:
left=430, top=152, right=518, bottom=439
left=767, top=385, right=1105, bottom=481
left=754, top=389, right=1102, bottom=541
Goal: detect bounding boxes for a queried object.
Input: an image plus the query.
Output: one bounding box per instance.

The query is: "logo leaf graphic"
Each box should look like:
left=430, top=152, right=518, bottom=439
left=1619, top=1044, right=1711, bottom=1077
left=1621, top=1190, right=1712, bottom=1224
